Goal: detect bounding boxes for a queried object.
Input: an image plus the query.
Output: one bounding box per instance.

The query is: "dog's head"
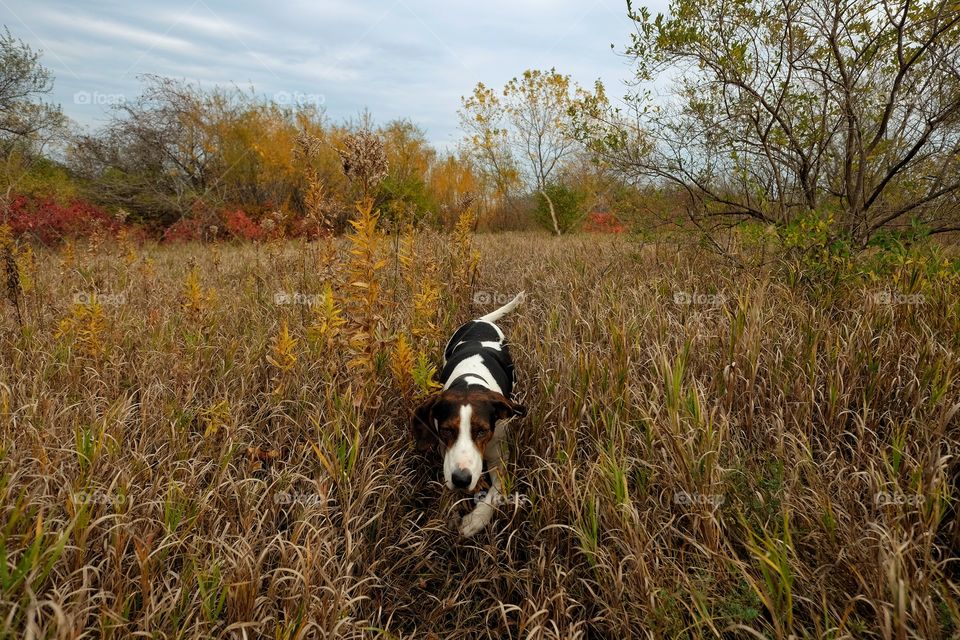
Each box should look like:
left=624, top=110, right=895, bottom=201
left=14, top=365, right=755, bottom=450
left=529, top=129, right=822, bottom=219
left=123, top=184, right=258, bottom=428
left=411, top=388, right=526, bottom=491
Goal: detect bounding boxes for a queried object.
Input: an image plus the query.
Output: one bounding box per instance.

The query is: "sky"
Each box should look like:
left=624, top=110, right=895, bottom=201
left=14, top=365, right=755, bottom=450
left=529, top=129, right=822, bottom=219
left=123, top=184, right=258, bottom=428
left=0, top=0, right=668, bottom=150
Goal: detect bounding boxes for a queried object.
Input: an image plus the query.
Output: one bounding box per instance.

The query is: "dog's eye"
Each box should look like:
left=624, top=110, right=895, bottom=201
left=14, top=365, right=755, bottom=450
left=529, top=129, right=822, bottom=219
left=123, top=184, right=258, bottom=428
left=439, top=428, right=456, bottom=439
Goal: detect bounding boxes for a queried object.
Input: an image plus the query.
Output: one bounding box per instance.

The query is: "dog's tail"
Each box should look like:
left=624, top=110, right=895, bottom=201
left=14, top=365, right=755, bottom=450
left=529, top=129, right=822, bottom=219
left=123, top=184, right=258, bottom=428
left=480, top=291, right=525, bottom=323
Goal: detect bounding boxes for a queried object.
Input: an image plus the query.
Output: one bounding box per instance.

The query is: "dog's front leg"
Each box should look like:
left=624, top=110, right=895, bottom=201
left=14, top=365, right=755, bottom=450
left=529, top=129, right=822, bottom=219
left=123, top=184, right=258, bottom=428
left=460, top=466, right=501, bottom=538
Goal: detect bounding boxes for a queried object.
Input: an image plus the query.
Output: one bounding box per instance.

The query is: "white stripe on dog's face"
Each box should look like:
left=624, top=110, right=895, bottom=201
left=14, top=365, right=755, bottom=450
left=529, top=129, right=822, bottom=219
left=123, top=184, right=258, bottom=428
left=442, top=404, right=483, bottom=491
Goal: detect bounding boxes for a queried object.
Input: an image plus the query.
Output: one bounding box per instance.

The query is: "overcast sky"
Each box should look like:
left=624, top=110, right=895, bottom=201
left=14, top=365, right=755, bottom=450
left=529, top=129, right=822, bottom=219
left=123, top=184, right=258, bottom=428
left=0, top=0, right=668, bottom=149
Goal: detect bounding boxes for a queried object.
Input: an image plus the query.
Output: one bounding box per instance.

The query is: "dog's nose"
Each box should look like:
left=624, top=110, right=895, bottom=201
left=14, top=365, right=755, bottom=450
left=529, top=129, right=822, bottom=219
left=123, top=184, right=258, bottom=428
left=451, top=469, right=472, bottom=489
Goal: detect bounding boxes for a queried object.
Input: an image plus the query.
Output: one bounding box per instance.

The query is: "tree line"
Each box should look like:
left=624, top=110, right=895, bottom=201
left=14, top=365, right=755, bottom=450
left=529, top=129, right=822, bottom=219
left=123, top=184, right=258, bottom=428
left=2, top=0, right=959, bottom=247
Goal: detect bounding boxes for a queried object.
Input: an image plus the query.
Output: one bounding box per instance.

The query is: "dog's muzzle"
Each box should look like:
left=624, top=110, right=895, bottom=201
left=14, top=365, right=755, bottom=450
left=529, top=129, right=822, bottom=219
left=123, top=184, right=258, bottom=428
left=451, top=469, right=472, bottom=489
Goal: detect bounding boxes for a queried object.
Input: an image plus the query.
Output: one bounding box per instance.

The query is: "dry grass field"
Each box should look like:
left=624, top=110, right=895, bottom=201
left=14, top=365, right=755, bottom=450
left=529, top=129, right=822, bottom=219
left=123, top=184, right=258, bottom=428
left=1, top=225, right=959, bottom=638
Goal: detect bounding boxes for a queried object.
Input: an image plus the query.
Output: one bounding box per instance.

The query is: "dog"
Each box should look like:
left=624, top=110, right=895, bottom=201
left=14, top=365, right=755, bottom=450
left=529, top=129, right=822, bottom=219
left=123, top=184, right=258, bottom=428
left=411, top=291, right=527, bottom=537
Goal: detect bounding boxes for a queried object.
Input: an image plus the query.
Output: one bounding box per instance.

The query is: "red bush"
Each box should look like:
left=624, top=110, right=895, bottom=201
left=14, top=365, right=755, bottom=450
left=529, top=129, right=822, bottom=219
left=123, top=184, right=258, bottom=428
left=223, top=209, right=262, bottom=241
left=583, top=211, right=626, bottom=234
left=5, top=194, right=119, bottom=244
left=162, top=217, right=205, bottom=243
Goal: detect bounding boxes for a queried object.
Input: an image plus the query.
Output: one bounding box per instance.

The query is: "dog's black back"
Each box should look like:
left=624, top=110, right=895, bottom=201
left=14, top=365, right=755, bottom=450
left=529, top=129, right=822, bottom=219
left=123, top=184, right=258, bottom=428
left=440, top=321, right=515, bottom=398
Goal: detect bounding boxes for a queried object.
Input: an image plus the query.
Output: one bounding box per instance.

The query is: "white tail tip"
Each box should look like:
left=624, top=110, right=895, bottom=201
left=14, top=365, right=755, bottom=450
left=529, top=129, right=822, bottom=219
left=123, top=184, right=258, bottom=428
left=479, top=291, right=526, bottom=323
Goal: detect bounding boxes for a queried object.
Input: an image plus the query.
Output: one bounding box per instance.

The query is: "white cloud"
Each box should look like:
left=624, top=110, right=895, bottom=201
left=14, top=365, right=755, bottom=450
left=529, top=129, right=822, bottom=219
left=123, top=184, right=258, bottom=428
left=41, top=13, right=203, bottom=57
left=0, top=0, right=668, bottom=142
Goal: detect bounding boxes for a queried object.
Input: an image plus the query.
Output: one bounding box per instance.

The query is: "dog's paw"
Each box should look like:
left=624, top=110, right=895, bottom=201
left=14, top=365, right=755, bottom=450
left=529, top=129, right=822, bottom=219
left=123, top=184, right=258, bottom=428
left=459, top=505, right=492, bottom=538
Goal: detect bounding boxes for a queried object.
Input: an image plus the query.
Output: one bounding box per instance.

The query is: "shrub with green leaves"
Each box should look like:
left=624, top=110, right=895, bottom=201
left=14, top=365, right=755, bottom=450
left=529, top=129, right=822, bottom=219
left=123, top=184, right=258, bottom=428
left=535, top=182, right=585, bottom=234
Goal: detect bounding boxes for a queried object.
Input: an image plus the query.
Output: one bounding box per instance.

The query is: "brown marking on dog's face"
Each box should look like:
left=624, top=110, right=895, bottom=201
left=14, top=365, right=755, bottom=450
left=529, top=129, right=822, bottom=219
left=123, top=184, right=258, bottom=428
left=413, top=388, right=525, bottom=451
left=411, top=388, right=526, bottom=490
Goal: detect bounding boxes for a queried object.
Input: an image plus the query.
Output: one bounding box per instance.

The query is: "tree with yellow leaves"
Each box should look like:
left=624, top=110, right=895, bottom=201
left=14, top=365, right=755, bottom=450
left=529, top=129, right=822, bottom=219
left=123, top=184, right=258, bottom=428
left=459, top=69, right=601, bottom=235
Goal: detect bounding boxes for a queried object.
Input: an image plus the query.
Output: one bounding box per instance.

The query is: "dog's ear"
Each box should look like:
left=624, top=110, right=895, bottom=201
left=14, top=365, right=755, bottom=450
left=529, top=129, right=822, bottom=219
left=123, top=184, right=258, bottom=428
left=491, top=396, right=527, bottom=422
left=411, top=395, right=440, bottom=452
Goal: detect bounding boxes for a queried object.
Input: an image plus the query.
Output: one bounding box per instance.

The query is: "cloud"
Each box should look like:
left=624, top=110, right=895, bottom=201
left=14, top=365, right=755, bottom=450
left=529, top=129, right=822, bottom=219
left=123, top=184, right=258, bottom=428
left=1, top=0, right=666, bottom=147
left=42, top=13, right=204, bottom=58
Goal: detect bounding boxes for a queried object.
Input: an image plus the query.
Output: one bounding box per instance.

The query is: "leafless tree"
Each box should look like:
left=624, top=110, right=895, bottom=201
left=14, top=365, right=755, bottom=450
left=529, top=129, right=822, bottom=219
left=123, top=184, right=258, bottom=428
left=70, top=76, right=241, bottom=225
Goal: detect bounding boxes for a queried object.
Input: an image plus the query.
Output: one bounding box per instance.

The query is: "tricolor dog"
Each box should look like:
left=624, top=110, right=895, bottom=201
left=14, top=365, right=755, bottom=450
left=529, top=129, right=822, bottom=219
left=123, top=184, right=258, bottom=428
left=411, top=292, right=527, bottom=537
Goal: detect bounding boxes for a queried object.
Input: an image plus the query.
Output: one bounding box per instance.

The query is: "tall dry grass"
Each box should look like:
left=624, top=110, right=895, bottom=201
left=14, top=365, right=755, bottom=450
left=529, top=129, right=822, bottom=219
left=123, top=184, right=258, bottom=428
left=0, top=229, right=958, bottom=638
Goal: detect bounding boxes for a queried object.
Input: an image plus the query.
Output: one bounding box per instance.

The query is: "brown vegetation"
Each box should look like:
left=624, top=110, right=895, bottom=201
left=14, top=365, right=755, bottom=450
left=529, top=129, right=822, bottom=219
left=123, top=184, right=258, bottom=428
left=1, top=229, right=958, bottom=638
